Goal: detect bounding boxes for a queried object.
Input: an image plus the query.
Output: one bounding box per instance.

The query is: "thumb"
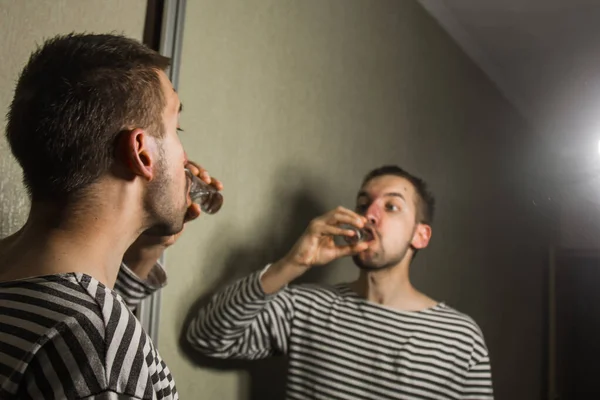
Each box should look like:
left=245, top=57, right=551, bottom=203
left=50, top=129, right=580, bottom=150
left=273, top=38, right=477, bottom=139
left=184, top=204, right=202, bottom=222
left=345, top=242, right=370, bottom=256
left=334, top=242, right=369, bottom=258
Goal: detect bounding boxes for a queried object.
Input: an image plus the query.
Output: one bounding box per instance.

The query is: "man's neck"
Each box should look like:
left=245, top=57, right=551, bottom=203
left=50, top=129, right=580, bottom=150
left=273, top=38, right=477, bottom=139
left=0, top=191, right=145, bottom=288
left=350, top=261, right=438, bottom=312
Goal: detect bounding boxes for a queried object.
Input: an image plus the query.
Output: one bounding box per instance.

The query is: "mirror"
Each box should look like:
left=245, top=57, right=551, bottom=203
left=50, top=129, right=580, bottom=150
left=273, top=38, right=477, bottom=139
left=164, top=1, right=599, bottom=399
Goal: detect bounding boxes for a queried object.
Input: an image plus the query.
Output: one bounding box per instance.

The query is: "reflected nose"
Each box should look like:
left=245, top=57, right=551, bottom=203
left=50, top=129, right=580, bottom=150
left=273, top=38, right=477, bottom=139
left=365, top=204, right=380, bottom=226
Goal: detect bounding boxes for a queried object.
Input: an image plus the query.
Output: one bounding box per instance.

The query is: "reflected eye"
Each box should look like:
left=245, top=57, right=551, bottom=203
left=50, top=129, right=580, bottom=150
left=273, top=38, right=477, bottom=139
left=385, top=203, right=400, bottom=212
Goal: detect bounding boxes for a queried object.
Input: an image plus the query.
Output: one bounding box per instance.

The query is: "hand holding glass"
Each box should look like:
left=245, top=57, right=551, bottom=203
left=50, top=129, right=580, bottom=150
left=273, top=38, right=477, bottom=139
left=333, top=224, right=374, bottom=246
left=185, top=168, right=223, bottom=214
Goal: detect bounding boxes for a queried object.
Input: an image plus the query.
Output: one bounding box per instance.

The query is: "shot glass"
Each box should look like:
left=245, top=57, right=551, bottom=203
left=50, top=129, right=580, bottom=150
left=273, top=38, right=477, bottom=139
left=186, top=168, right=223, bottom=214
left=333, top=223, right=374, bottom=246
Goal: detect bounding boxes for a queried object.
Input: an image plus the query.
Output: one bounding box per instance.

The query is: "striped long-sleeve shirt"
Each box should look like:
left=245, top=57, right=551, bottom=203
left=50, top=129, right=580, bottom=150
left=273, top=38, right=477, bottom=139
left=0, top=263, right=176, bottom=399
left=187, top=269, right=494, bottom=400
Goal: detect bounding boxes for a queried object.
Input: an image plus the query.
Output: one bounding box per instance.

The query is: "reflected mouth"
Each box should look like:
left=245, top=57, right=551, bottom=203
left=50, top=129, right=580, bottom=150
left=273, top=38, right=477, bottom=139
left=363, top=226, right=377, bottom=243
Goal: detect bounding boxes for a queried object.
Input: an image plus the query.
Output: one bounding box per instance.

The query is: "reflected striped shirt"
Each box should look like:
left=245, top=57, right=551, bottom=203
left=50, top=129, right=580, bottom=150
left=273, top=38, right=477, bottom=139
left=0, top=264, right=176, bottom=399
left=187, top=270, right=494, bottom=400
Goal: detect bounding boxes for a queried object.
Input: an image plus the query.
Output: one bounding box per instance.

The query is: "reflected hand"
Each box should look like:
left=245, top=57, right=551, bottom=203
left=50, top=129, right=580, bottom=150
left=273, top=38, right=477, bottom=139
left=282, top=206, right=370, bottom=269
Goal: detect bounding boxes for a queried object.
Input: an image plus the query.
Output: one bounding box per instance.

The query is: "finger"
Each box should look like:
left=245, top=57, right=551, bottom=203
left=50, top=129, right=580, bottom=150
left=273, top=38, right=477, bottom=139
left=199, top=169, right=211, bottom=184
left=186, top=161, right=212, bottom=184
left=163, top=231, right=181, bottom=247
left=341, top=207, right=368, bottom=224
left=210, top=177, right=224, bottom=191
left=346, top=209, right=368, bottom=225
left=351, top=242, right=370, bottom=253
left=184, top=203, right=202, bottom=222
left=319, top=224, right=357, bottom=237
left=307, top=221, right=358, bottom=239
left=186, top=161, right=201, bottom=175
left=326, top=211, right=365, bottom=228
left=332, top=206, right=366, bottom=222
left=335, top=241, right=370, bottom=257
left=308, top=209, right=363, bottom=236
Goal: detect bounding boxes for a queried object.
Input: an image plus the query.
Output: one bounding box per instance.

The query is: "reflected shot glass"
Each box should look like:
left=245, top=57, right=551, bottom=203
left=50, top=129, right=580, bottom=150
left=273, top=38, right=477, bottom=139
left=333, top=223, right=374, bottom=246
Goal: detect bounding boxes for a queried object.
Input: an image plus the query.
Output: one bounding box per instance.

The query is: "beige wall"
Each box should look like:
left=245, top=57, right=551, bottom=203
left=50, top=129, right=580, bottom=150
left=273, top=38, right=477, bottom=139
left=161, top=1, right=553, bottom=399
left=0, top=0, right=147, bottom=237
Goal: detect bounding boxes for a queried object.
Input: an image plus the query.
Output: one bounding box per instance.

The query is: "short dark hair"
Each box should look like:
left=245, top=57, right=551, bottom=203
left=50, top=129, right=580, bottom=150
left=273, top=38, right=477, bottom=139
left=5, top=33, right=171, bottom=202
left=361, top=165, right=435, bottom=225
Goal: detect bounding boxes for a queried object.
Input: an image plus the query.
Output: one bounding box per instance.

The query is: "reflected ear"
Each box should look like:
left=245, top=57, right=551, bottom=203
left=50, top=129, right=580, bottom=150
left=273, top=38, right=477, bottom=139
left=411, top=223, right=432, bottom=250
left=115, top=128, right=160, bottom=181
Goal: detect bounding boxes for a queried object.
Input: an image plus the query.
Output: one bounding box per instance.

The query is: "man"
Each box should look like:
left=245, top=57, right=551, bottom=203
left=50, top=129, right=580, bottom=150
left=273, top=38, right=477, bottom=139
left=187, top=166, right=494, bottom=399
left=0, top=33, right=221, bottom=399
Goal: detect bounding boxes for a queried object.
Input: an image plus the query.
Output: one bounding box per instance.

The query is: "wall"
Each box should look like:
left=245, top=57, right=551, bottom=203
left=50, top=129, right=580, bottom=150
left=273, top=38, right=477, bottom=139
left=0, top=0, right=147, bottom=237
left=552, top=120, right=600, bottom=251
left=559, top=170, right=600, bottom=250
left=159, top=1, right=553, bottom=399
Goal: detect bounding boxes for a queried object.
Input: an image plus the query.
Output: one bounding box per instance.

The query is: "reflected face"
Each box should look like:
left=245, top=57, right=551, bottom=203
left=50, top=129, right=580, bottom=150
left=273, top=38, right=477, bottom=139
left=143, top=70, right=189, bottom=236
left=352, top=175, right=429, bottom=270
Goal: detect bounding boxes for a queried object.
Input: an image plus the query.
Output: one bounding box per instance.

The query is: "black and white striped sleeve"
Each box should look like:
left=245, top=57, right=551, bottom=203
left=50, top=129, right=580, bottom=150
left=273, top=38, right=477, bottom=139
left=186, top=268, right=295, bottom=359
left=462, top=353, right=494, bottom=399
left=112, top=262, right=166, bottom=310
left=80, top=391, right=144, bottom=399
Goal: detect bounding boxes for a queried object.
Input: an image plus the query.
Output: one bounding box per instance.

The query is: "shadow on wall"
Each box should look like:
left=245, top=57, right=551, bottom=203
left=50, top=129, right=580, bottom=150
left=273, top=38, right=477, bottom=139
left=179, top=169, right=331, bottom=400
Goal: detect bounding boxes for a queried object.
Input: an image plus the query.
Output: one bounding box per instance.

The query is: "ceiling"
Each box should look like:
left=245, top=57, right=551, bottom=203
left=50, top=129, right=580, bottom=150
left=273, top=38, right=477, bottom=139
left=419, top=0, right=600, bottom=142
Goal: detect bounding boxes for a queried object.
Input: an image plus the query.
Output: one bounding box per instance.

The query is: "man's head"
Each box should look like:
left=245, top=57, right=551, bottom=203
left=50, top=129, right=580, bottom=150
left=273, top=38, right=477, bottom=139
left=352, top=165, right=435, bottom=270
left=6, top=33, right=189, bottom=236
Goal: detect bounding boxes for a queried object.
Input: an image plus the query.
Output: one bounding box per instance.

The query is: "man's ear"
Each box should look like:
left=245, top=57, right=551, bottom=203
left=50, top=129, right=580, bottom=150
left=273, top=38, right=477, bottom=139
left=115, top=128, right=159, bottom=181
left=411, top=223, right=432, bottom=250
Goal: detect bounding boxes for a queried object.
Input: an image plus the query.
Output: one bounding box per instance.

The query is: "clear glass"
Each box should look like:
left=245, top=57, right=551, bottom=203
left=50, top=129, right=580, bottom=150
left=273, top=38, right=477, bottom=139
left=185, top=168, right=223, bottom=214
left=333, top=223, right=374, bottom=246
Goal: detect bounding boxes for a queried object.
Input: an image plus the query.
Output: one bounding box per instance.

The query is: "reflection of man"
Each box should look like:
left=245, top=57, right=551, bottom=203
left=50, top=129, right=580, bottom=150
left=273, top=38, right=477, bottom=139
left=188, top=166, right=494, bottom=399
left=0, top=33, right=221, bottom=399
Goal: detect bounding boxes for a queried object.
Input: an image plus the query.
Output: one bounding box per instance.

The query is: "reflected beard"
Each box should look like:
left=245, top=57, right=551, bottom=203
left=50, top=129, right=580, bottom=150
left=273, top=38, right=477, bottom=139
left=352, top=242, right=411, bottom=271
left=352, top=253, right=397, bottom=271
